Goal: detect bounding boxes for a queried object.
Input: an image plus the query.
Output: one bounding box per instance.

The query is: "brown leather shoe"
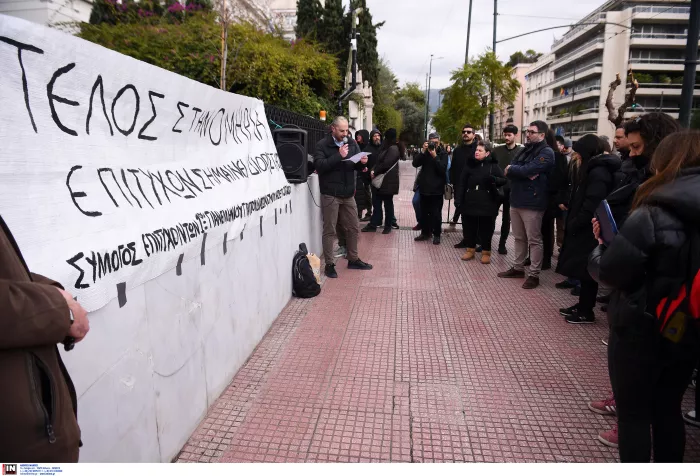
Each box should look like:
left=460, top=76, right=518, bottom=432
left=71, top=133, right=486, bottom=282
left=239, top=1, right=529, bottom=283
left=522, top=276, right=540, bottom=289
left=461, top=248, right=476, bottom=261
left=481, top=250, right=491, bottom=264
left=497, top=268, right=525, bottom=278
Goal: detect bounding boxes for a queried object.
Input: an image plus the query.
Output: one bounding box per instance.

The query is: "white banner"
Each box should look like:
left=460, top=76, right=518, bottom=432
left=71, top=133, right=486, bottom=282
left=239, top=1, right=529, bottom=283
left=0, top=15, right=290, bottom=311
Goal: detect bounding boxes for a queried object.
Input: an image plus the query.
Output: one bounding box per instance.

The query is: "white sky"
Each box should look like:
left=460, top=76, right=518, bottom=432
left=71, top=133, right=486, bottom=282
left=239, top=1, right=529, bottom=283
left=365, top=0, right=608, bottom=90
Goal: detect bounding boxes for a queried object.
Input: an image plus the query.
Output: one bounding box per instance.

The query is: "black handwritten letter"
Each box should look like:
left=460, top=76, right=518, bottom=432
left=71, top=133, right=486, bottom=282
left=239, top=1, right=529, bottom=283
left=138, top=90, right=164, bottom=141
left=189, top=107, right=202, bottom=131
left=66, top=252, right=89, bottom=289
left=111, top=84, right=140, bottom=136
left=209, top=108, right=225, bottom=146
left=66, top=166, right=102, bottom=217
left=172, top=101, right=189, bottom=133
left=0, top=37, right=44, bottom=133
left=127, top=169, right=153, bottom=208
left=47, top=63, right=79, bottom=136
left=86, top=75, right=114, bottom=136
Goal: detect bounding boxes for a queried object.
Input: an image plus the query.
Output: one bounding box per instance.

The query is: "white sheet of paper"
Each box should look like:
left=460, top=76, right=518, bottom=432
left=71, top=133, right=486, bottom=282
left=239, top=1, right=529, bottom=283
left=343, top=152, right=369, bottom=164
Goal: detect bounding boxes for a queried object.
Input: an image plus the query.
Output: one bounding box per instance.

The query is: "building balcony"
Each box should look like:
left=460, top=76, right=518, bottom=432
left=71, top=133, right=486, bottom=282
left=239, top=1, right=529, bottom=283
left=552, top=13, right=607, bottom=53
left=551, top=37, right=605, bottom=71
left=547, top=109, right=600, bottom=125
left=548, top=63, right=603, bottom=91
left=628, top=58, right=686, bottom=72
left=634, top=84, right=700, bottom=97
left=548, top=86, right=601, bottom=107
left=631, top=5, right=690, bottom=23
left=629, top=33, right=693, bottom=48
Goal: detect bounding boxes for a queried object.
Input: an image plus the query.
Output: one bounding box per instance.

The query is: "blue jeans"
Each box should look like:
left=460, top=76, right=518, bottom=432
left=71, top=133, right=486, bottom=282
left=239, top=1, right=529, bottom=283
left=412, top=188, right=421, bottom=226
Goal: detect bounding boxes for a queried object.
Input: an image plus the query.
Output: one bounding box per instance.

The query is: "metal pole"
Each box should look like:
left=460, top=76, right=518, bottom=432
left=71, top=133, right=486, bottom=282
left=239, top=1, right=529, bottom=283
left=569, top=60, right=576, bottom=139
left=465, top=0, right=473, bottom=65
left=426, top=55, right=434, bottom=139
left=679, top=0, right=700, bottom=127
left=424, top=73, right=429, bottom=139
left=489, top=0, right=497, bottom=141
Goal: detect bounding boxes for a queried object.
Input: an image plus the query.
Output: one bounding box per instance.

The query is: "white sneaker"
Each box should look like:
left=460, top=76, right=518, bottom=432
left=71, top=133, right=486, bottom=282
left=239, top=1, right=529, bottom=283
left=334, top=246, right=347, bottom=258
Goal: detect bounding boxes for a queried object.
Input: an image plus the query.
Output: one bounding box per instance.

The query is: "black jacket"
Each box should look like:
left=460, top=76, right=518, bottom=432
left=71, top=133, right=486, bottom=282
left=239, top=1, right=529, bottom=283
left=412, top=150, right=448, bottom=196
left=548, top=151, right=570, bottom=208
left=589, top=167, right=700, bottom=328
left=456, top=157, right=507, bottom=217
left=314, top=135, right=364, bottom=198
left=556, top=153, right=621, bottom=280
left=373, top=145, right=401, bottom=196
left=606, top=155, right=652, bottom=229
left=507, top=140, right=555, bottom=210
left=491, top=143, right=524, bottom=192
left=450, top=142, right=476, bottom=185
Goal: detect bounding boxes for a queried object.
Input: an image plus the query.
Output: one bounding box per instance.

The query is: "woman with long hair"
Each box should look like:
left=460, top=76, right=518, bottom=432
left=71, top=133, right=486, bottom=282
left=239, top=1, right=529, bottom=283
left=557, top=134, right=621, bottom=324
left=362, top=129, right=403, bottom=234
left=586, top=113, right=681, bottom=449
left=589, top=130, right=700, bottom=462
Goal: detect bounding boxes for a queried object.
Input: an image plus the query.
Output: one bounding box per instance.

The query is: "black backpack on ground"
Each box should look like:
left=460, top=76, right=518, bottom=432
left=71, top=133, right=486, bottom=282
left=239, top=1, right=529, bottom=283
left=292, top=243, right=320, bottom=298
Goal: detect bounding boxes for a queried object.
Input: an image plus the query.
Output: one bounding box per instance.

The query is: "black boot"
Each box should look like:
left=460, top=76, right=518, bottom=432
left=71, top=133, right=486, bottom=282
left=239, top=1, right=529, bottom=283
left=454, top=240, right=467, bottom=249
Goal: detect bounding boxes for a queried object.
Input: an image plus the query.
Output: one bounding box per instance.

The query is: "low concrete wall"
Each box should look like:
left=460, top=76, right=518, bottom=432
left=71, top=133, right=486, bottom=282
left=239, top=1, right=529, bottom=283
left=64, top=176, right=323, bottom=462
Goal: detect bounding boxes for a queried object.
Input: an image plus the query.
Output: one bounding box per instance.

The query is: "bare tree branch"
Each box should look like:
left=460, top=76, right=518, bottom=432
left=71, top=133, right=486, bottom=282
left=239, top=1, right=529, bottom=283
left=606, top=69, right=639, bottom=128
left=616, top=69, right=638, bottom=127
left=606, top=72, right=622, bottom=125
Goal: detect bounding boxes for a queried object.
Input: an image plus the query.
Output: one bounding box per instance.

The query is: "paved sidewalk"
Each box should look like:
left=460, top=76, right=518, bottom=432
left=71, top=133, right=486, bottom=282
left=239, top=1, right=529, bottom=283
left=177, top=162, right=699, bottom=463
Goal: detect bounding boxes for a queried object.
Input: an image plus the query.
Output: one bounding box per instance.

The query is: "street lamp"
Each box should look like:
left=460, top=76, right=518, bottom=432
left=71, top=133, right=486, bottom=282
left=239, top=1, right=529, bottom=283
left=425, top=54, right=444, bottom=139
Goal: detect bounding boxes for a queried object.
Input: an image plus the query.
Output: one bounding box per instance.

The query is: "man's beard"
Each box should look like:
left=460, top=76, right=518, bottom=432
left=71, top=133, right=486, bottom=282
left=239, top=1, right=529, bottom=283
left=372, top=139, right=381, bottom=146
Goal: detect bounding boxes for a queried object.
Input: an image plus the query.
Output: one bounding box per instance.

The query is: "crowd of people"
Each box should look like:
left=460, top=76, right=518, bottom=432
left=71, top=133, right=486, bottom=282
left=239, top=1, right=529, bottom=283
left=313, top=113, right=699, bottom=462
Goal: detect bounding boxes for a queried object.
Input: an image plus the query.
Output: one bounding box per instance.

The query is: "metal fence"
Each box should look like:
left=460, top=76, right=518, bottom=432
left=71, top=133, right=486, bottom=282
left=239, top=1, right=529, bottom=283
left=264, top=104, right=330, bottom=156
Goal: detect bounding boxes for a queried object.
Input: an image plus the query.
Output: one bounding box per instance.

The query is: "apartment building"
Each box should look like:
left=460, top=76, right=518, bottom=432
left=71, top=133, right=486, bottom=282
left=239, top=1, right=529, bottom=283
left=523, top=53, right=555, bottom=143
left=0, top=0, right=93, bottom=25
left=493, top=63, right=531, bottom=142
left=525, top=0, right=698, bottom=141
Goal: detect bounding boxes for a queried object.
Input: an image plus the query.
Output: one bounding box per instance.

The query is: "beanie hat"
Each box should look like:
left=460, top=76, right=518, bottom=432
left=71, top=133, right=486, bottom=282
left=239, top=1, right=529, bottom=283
left=572, top=134, right=603, bottom=161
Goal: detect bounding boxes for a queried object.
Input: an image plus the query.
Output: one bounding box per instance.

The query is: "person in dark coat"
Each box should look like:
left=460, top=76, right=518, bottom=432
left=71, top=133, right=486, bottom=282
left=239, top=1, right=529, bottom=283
left=491, top=124, right=524, bottom=254
left=449, top=124, right=478, bottom=230
left=314, top=116, right=373, bottom=278
left=362, top=129, right=402, bottom=234
left=542, top=130, right=570, bottom=270
left=0, top=215, right=90, bottom=462
left=585, top=113, right=681, bottom=448
left=413, top=132, right=448, bottom=245
left=354, top=129, right=372, bottom=220
left=588, top=130, right=700, bottom=462
left=607, top=114, right=680, bottom=229
left=556, top=135, right=621, bottom=323
left=498, top=120, right=555, bottom=290
left=455, top=141, right=507, bottom=264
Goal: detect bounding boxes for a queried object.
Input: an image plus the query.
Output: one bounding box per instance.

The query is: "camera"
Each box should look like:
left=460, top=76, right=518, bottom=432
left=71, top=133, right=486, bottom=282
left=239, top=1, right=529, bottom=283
left=428, top=143, right=436, bottom=151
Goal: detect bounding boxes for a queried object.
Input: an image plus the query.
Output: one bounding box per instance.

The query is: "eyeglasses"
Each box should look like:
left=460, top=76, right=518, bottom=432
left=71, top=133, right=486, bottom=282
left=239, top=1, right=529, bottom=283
left=463, top=130, right=474, bottom=134
left=526, top=129, right=541, bottom=135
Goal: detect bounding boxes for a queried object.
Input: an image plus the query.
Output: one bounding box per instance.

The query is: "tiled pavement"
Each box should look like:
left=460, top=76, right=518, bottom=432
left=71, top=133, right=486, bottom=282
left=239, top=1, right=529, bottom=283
left=177, top=161, right=700, bottom=463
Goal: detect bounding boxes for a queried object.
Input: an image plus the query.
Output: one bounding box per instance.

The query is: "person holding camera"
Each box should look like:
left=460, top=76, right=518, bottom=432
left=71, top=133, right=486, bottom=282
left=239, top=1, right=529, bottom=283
left=412, top=133, right=448, bottom=245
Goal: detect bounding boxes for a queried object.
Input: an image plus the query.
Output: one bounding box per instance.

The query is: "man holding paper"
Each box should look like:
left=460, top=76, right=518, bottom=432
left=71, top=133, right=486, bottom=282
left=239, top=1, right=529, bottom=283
left=314, top=116, right=373, bottom=279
